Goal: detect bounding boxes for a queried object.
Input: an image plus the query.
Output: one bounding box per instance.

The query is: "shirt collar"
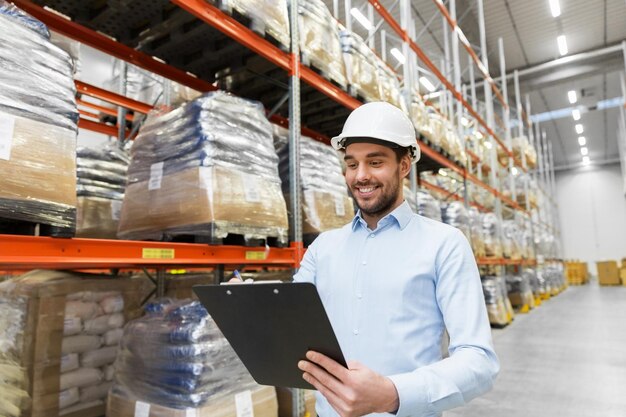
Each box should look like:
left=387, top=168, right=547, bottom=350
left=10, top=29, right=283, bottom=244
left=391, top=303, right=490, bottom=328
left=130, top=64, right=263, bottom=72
left=351, top=200, right=413, bottom=232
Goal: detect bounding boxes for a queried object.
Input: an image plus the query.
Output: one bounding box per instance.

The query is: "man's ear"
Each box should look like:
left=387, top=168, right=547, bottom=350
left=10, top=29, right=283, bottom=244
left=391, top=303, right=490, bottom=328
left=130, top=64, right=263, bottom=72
left=400, top=155, right=412, bottom=178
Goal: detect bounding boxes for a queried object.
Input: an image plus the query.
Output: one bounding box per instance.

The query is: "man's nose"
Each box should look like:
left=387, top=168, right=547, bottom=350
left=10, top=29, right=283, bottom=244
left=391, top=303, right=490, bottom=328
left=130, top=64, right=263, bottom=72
left=355, top=164, right=371, bottom=182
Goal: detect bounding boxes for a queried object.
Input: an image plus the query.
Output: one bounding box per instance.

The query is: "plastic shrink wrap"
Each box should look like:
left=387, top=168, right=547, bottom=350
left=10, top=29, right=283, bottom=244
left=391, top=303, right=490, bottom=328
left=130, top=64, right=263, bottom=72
left=403, top=181, right=417, bottom=213
left=275, top=126, right=354, bottom=238
left=481, top=276, right=508, bottom=326
left=118, top=92, right=289, bottom=244
left=505, top=274, right=535, bottom=309
left=377, top=60, right=406, bottom=111
left=441, top=201, right=471, bottom=241
left=221, top=0, right=289, bottom=48
left=76, top=145, right=129, bottom=239
left=502, top=219, right=522, bottom=260
left=340, top=29, right=381, bottom=102
left=298, top=0, right=347, bottom=88
left=0, top=1, right=78, bottom=230
left=469, top=208, right=486, bottom=258
left=110, top=299, right=257, bottom=410
left=416, top=190, right=442, bottom=222
left=482, top=212, right=503, bottom=258
left=410, top=97, right=431, bottom=141
left=0, top=270, right=148, bottom=417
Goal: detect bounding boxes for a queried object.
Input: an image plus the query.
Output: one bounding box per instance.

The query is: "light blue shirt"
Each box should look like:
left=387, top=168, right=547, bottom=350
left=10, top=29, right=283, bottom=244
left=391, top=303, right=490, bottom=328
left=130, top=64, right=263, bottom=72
left=294, top=201, right=499, bottom=417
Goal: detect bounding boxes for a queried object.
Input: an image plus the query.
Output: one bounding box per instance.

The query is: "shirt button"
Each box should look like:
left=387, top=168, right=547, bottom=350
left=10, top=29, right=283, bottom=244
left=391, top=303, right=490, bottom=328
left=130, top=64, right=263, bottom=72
left=369, top=233, right=375, bottom=238
left=353, top=329, right=359, bottom=335
left=361, top=260, right=367, bottom=265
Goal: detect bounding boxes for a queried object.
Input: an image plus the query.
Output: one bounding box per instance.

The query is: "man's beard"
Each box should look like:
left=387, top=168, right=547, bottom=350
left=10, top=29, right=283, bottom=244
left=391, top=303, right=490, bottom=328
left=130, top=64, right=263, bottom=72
left=352, top=171, right=401, bottom=218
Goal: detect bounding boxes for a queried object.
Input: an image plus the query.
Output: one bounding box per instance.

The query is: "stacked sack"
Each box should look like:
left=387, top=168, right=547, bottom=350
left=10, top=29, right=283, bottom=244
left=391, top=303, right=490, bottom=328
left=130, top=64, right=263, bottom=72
left=482, top=213, right=503, bottom=258
left=505, top=274, right=535, bottom=309
left=410, top=96, right=431, bottom=140
left=469, top=208, right=486, bottom=258
left=274, top=126, right=354, bottom=241
left=416, top=190, right=442, bottom=222
left=340, top=29, right=381, bottom=101
left=109, top=299, right=259, bottom=412
left=403, top=180, right=417, bottom=213
left=377, top=59, right=406, bottom=111
left=441, top=201, right=471, bottom=242
left=118, top=92, right=289, bottom=244
left=0, top=289, right=30, bottom=417
left=220, top=0, right=290, bottom=49
left=59, top=291, right=127, bottom=414
left=0, top=1, right=78, bottom=232
left=76, top=146, right=129, bottom=239
left=481, top=276, right=513, bottom=327
left=298, top=0, right=347, bottom=88
left=502, top=219, right=522, bottom=260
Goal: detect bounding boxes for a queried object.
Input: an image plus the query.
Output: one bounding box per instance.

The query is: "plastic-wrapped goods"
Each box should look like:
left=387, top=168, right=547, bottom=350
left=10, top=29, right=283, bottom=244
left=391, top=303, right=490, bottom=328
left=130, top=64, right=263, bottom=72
left=482, top=213, right=503, bottom=258
left=76, top=145, right=129, bottom=239
left=118, top=92, right=289, bottom=244
left=0, top=270, right=149, bottom=417
left=403, top=183, right=417, bottom=213
left=505, top=274, right=535, bottom=309
left=298, top=0, right=347, bottom=88
left=0, top=292, right=30, bottom=417
left=221, top=0, right=289, bottom=48
left=0, top=1, right=78, bottom=230
left=469, top=208, right=486, bottom=258
left=377, top=60, right=407, bottom=111
left=275, top=126, right=354, bottom=237
left=50, top=32, right=81, bottom=75
left=423, top=113, right=444, bottom=148
left=111, top=299, right=258, bottom=410
left=340, top=29, right=381, bottom=102
left=502, top=173, right=538, bottom=209
left=502, top=220, right=522, bottom=260
left=416, top=190, right=443, bottom=222
left=481, top=276, right=508, bottom=327
left=410, top=97, right=431, bottom=140
left=441, top=201, right=471, bottom=241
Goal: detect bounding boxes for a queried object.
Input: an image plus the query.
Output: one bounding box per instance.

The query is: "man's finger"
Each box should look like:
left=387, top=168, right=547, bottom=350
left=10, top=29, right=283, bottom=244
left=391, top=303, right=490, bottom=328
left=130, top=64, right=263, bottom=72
left=299, top=360, right=344, bottom=394
left=306, top=351, right=350, bottom=382
left=302, top=372, right=349, bottom=416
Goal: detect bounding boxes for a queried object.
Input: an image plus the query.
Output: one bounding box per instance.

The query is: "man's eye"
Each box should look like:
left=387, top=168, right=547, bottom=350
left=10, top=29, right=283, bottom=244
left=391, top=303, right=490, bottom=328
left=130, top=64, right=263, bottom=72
left=370, top=160, right=382, bottom=166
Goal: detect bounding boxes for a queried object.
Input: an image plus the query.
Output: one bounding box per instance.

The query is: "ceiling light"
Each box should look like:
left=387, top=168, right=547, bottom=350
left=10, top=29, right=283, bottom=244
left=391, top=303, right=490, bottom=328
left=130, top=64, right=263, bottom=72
left=580, top=147, right=588, bottom=156
left=439, top=169, right=448, bottom=177
left=578, top=136, right=586, bottom=146
left=568, top=90, right=577, bottom=104
left=476, top=131, right=484, bottom=139
left=484, top=140, right=492, bottom=149
left=575, top=124, right=584, bottom=134
left=390, top=48, right=405, bottom=64
left=512, top=167, right=519, bottom=175
left=419, top=76, right=436, bottom=92
left=350, top=8, right=374, bottom=31
left=582, top=156, right=590, bottom=165
left=572, top=109, right=581, bottom=120
left=557, top=35, right=568, bottom=56
left=549, top=0, right=561, bottom=17
left=461, top=117, right=469, bottom=126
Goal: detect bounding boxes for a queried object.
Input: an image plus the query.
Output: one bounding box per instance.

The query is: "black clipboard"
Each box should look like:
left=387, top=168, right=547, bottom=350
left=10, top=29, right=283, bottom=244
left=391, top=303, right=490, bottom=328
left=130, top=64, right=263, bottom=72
left=193, top=282, right=346, bottom=389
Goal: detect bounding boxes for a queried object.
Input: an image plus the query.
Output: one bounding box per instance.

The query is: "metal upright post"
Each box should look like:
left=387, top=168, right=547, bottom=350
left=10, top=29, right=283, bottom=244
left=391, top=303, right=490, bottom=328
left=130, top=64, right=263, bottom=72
left=442, top=14, right=453, bottom=120
left=514, top=70, right=523, bottom=138
left=162, top=78, right=172, bottom=107
left=499, top=37, right=515, bottom=202
left=117, top=60, right=127, bottom=141
left=368, top=4, right=375, bottom=49
left=381, top=29, right=387, bottom=62
left=345, top=0, right=352, bottom=32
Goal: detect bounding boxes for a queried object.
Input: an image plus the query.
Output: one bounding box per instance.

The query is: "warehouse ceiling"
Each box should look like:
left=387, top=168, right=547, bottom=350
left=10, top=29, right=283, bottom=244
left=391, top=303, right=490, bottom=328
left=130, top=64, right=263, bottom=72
left=323, top=0, right=626, bottom=169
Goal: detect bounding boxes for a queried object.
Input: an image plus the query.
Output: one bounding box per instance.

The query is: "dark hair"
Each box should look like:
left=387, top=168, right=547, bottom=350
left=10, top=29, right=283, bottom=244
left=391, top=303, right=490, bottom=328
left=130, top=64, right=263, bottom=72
left=392, top=146, right=410, bottom=162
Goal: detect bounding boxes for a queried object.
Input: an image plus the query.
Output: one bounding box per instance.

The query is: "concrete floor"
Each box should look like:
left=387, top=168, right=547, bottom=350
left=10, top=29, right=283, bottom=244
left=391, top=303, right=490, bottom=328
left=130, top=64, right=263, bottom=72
left=447, top=283, right=626, bottom=417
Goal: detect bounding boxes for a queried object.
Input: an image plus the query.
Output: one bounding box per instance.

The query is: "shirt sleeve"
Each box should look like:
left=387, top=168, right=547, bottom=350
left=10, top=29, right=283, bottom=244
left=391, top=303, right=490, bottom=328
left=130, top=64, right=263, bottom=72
left=292, top=234, right=319, bottom=284
left=388, top=228, right=500, bottom=417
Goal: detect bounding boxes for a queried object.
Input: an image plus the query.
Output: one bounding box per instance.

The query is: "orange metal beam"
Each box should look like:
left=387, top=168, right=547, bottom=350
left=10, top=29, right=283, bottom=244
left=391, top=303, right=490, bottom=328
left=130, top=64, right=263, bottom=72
left=11, top=0, right=216, bottom=93
left=419, top=141, right=465, bottom=176
left=75, top=80, right=154, bottom=114
left=421, top=179, right=488, bottom=212
left=78, top=118, right=123, bottom=137
left=0, top=235, right=298, bottom=270
left=78, top=109, right=100, bottom=120
left=431, top=0, right=508, bottom=110
left=77, top=98, right=135, bottom=121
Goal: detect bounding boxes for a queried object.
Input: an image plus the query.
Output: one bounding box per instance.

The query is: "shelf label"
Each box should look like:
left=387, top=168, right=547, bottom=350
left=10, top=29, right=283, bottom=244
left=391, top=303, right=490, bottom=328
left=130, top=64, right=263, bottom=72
left=235, top=390, right=254, bottom=417
left=334, top=195, right=345, bottom=216
left=142, top=248, right=175, bottom=259
left=242, top=173, right=261, bottom=203
left=0, top=113, right=16, bottom=161
left=245, top=251, right=267, bottom=261
left=134, top=401, right=150, bottom=417
left=148, top=162, right=164, bottom=190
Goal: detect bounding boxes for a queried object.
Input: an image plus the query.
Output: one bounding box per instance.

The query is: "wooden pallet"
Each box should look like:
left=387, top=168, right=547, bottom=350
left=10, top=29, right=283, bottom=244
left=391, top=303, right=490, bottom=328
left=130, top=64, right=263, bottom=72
left=0, top=218, right=75, bottom=238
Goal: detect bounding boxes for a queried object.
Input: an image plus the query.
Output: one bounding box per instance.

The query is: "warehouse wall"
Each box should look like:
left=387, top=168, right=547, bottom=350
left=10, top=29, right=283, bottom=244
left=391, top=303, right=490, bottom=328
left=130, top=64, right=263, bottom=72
left=556, top=162, right=626, bottom=273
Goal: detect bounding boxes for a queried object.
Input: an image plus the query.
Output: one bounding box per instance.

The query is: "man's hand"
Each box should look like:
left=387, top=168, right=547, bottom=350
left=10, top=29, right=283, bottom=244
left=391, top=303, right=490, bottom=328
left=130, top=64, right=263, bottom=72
left=298, top=351, right=399, bottom=417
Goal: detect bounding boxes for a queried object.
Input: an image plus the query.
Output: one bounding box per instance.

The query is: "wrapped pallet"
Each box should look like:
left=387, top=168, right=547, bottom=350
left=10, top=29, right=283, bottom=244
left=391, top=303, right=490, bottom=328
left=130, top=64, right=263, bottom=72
left=0, top=1, right=78, bottom=233
left=505, top=274, right=535, bottom=310
left=275, top=126, right=354, bottom=241
left=118, top=92, right=289, bottom=245
left=441, top=201, right=471, bottom=242
left=377, top=59, right=406, bottom=111
left=76, top=146, right=129, bottom=239
left=340, top=29, right=381, bottom=101
left=502, top=220, right=522, bottom=260
left=298, top=0, right=347, bottom=88
left=481, top=276, right=508, bottom=327
left=416, top=190, right=442, bottom=222
left=469, top=208, right=486, bottom=258
left=410, top=97, right=431, bottom=140
left=0, top=270, right=149, bottom=417
left=482, top=213, right=503, bottom=258
left=107, top=299, right=278, bottom=417
left=220, top=0, right=289, bottom=49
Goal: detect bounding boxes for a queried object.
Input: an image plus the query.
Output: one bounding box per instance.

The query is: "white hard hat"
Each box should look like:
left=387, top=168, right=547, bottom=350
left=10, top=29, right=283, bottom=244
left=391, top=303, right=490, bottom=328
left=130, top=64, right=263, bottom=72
left=331, top=102, right=421, bottom=162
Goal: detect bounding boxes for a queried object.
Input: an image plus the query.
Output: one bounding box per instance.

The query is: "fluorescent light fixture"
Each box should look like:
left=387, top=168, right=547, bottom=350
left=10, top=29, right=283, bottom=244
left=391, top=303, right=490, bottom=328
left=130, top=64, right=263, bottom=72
left=512, top=167, right=519, bottom=175
left=461, top=117, right=469, bottom=126
left=575, top=124, right=584, bottom=134
left=572, top=109, right=581, bottom=120
left=439, top=169, right=448, bottom=177
left=419, top=76, right=436, bottom=92
left=568, top=90, right=577, bottom=104
left=390, top=48, right=405, bottom=64
left=557, top=35, right=568, bottom=55
left=350, top=8, right=374, bottom=31
left=582, top=156, right=590, bottom=165
left=580, top=147, right=588, bottom=156
left=578, top=136, right=586, bottom=146
left=549, top=0, right=561, bottom=17
left=484, top=140, right=492, bottom=149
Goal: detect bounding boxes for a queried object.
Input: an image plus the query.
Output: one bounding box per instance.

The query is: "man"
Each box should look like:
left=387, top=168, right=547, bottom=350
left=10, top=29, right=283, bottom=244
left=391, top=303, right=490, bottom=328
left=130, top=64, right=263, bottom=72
left=294, top=102, right=499, bottom=417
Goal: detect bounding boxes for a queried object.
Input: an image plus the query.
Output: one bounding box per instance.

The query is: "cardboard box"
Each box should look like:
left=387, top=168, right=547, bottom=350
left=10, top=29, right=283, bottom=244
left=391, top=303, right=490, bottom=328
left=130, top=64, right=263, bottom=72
left=76, top=197, right=121, bottom=239
left=620, top=268, right=626, bottom=286
left=276, top=388, right=316, bottom=417
left=107, top=385, right=278, bottom=417
left=596, top=261, right=620, bottom=285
